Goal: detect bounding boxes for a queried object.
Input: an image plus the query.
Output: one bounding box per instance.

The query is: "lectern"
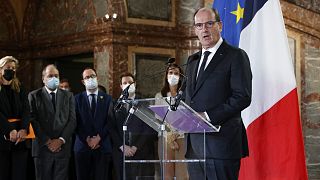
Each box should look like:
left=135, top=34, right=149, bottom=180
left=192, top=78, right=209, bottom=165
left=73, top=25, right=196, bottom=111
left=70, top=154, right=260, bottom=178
left=122, top=97, right=220, bottom=180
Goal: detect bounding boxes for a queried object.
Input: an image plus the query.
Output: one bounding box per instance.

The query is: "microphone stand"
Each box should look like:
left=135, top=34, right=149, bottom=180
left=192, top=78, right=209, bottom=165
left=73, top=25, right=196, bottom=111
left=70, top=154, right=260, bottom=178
left=117, top=82, right=135, bottom=180
left=159, top=96, right=176, bottom=180
left=122, top=99, right=137, bottom=180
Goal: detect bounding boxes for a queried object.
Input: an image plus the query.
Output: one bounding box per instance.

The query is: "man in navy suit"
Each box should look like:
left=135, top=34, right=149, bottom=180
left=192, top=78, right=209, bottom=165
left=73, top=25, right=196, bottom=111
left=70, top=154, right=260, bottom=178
left=74, top=68, right=114, bottom=180
left=184, top=8, right=252, bottom=180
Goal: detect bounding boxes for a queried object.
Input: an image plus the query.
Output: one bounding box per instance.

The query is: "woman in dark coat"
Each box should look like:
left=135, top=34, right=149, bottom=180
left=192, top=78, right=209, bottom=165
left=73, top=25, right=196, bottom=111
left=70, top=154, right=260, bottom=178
left=0, top=56, right=31, bottom=180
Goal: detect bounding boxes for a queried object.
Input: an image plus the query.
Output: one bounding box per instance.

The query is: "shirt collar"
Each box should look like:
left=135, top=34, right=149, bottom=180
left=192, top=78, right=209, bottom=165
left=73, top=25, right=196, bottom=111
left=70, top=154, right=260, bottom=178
left=44, top=86, right=58, bottom=94
left=86, top=89, right=98, bottom=96
left=202, top=37, right=223, bottom=55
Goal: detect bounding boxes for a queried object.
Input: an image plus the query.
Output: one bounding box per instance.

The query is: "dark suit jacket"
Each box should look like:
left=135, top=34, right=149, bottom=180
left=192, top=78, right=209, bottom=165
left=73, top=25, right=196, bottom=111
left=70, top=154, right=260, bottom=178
left=74, top=91, right=114, bottom=153
left=110, top=98, right=157, bottom=156
left=184, top=41, right=252, bottom=159
left=28, top=87, right=76, bottom=158
left=0, top=85, right=30, bottom=150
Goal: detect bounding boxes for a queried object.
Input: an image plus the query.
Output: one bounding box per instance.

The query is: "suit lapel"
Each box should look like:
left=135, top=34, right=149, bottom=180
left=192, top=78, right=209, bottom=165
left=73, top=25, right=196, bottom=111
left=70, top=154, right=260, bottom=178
left=83, top=92, right=94, bottom=119
left=193, top=42, right=228, bottom=97
left=54, top=89, right=65, bottom=126
left=56, top=89, right=64, bottom=116
left=41, top=87, right=55, bottom=114
left=95, top=92, right=104, bottom=118
left=190, top=52, right=201, bottom=93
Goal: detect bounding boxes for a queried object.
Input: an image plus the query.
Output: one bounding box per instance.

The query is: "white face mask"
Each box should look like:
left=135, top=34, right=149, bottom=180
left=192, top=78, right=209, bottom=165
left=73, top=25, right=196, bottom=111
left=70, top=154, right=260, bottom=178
left=122, top=84, right=135, bottom=94
left=84, top=78, right=98, bottom=90
left=61, top=88, right=70, bottom=91
left=167, top=75, right=179, bottom=86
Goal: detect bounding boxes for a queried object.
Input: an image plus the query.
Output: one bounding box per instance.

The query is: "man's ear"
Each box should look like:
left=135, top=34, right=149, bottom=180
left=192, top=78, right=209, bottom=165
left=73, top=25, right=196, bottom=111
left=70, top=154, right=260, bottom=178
left=81, top=80, right=85, bottom=85
left=218, top=21, right=223, bottom=33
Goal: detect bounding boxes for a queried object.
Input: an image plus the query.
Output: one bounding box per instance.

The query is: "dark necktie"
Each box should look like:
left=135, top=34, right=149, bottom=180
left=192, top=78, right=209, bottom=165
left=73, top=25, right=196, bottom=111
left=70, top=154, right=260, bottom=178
left=197, top=51, right=211, bottom=81
left=50, top=92, right=56, bottom=112
left=90, top=94, right=96, bottom=116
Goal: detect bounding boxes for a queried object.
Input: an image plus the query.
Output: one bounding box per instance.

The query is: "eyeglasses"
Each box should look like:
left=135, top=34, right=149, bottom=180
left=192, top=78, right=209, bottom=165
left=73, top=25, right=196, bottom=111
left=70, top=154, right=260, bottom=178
left=194, top=21, right=219, bottom=30
left=83, top=74, right=97, bottom=80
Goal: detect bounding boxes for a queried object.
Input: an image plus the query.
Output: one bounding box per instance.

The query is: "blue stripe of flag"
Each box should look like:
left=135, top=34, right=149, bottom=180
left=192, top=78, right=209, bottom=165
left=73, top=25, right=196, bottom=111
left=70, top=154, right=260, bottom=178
left=242, top=0, right=269, bottom=30
left=213, top=0, right=269, bottom=47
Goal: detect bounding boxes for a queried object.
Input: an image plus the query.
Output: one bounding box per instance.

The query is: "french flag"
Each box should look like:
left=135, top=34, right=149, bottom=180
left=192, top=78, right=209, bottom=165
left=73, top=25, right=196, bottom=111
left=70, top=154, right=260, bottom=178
left=213, top=0, right=308, bottom=179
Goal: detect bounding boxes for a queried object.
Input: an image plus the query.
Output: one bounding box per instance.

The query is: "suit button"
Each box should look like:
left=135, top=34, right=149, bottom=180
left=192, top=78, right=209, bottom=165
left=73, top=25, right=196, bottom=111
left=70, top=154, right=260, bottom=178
left=190, top=101, right=194, bottom=104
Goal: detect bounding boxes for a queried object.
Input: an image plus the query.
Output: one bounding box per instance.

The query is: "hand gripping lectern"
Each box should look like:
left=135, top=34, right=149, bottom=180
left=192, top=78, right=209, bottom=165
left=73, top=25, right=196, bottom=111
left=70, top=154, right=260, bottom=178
left=121, top=97, right=220, bottom=180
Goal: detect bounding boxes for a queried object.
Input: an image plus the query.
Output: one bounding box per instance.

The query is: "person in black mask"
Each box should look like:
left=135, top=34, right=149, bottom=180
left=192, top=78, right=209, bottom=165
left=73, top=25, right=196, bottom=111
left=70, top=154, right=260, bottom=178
left=0, top=56, right=32, bottom=180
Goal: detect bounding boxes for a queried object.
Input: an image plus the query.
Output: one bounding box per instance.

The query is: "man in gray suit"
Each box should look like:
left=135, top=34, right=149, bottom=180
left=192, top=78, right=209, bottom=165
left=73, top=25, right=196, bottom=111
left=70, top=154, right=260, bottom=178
left=28, top=64, right=76, bottom=180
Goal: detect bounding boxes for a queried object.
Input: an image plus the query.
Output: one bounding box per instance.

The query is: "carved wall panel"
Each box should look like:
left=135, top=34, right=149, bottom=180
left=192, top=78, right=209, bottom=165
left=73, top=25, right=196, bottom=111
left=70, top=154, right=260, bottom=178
left=126, top=0, right=171, bottom=21
left=128, top=46, right=175, bottom=98
left=124, top=0, right=175, bottom=26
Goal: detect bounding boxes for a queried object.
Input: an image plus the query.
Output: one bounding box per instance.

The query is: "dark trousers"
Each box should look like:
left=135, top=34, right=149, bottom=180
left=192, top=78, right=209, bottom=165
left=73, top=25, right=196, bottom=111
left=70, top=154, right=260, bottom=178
left=112, top=148, right=155, bottom=180
left=126, top=151, right=155, bottom=180
left=34, top=156, right=69, bottom=180
left=0, top=149, right=28, bottom=180
left=187, top=159, right=240, bottom=180
left=126, top=161, right=155, bottom=180
left=74, top=150, right=112, bottom=180
left=112, top=148, right=123, bottom=180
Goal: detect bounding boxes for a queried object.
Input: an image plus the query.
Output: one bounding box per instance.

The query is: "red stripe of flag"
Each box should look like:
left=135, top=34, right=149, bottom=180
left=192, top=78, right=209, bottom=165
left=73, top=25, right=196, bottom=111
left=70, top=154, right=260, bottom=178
left=239, top=89, right=308, bottom=180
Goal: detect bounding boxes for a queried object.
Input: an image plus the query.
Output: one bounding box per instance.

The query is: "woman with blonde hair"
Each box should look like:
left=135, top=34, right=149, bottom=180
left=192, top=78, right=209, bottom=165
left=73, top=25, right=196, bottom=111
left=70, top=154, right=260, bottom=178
left=0, top=56, right=31, bottom=180
left=155, top=63, right=188, bottom=180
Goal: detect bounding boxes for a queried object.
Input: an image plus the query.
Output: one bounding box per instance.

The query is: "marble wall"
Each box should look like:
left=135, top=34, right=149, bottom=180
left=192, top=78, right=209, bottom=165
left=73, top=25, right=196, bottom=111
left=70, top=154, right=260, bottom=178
left=286, top=0, right=320, bottom=14
left=31, top=0, right=95, bottom=38
left=303, top=44, right=320, bottom=180
left=282, top=0, right=320, bottom=178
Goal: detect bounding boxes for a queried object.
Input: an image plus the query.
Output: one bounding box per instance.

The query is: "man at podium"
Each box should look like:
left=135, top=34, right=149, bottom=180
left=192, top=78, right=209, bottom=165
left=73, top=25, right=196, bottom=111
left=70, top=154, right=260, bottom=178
left=183, top=7, right=252, bottom=180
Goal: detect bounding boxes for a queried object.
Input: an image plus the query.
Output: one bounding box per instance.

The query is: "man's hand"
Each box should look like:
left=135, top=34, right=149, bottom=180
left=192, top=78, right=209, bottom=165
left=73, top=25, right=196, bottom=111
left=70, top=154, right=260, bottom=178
left=120, top=145, right=135, bottom=157
left=86, top=134, right=101, bottom=150
left=170, top=140, right=179, bottom=150
left=130, top=146, right=137, bottom=156
left=9, top=129, right=18, bottom=142
left=198, top=112, right=210, bottom=121
left=47, top=138, right=63, bottom=152
left=15, top=129, right=27, bottom=145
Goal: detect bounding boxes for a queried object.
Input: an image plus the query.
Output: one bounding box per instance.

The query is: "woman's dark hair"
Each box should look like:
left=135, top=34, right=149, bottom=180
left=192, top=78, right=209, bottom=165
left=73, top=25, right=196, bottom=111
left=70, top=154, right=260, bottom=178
left=160, top=63, right=184, bottom=97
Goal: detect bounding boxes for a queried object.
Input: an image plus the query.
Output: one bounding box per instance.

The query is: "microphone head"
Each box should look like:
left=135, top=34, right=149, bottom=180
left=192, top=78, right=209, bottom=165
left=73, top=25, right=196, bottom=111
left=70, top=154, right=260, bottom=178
left=166, top=57, right=176, bottom=65
left=121, top=83, right=132, bottom=99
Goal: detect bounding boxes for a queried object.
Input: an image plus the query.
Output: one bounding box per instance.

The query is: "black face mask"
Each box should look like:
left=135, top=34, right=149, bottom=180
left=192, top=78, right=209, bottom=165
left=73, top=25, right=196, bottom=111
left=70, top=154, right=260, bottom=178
left=3, top=69, right=15, bottom=81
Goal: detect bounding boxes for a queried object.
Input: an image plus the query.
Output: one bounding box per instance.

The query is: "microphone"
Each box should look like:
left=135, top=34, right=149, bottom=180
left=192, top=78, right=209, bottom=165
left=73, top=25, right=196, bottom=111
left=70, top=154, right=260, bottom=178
left=114, top=83, right=133, bottom=112
left=176, top=53, right=199, bottom=93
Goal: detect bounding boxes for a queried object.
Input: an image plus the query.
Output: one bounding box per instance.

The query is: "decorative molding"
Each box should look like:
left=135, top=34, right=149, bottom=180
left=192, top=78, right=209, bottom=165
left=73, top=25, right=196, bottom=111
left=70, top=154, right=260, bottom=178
left=124, top=0, right=176, bottom=27
left=127, top=46, right=176, bottom=73
left=287, top=30, right=302, bottom=105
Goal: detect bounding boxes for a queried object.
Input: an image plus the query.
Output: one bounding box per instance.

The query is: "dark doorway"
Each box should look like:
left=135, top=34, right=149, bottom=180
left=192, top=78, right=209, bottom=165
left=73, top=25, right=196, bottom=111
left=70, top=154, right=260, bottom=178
left=50, top=53, right=93, bottom=95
